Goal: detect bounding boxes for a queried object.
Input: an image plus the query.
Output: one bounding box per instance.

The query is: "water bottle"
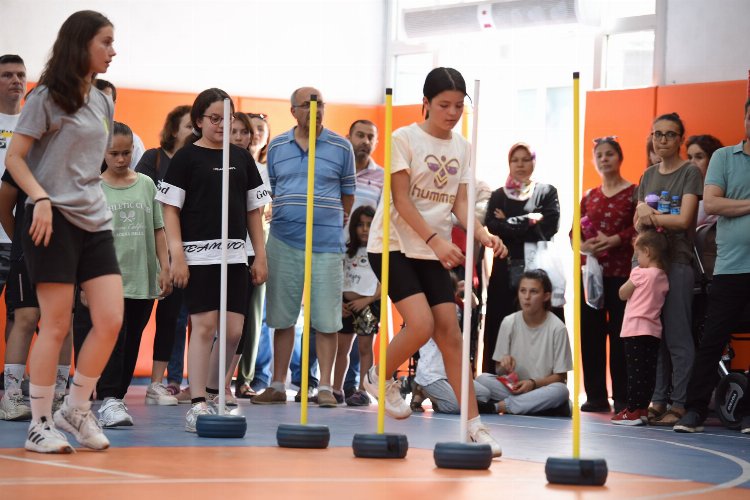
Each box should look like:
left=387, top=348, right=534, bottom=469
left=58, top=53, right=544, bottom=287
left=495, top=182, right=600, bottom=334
left=670, top=195, right=681, bottom=215
left=580, top=216, right=597, bottom=240
left=658, top=191, right=671, bottom=214
left=645, top=193, right=659, bottom=210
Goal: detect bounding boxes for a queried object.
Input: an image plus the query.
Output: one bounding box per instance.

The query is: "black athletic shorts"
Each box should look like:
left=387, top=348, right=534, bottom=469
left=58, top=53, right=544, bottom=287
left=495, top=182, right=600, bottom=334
left=22, top=207, right=120, bottom=285
left=5, top=258, right=38, bottom=310
left=368, top=251, right=454, bottom=307
left=184, top=263, right=249, bottom=315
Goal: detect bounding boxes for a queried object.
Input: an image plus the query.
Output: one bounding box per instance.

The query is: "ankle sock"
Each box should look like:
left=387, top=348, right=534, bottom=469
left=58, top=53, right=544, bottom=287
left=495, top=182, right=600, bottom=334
left=467, top=415, right=483, bottom=432
left=68, top=372, right=98, bottom=410
left=270, top=381, right=286, bottom=392
left=29, top=383, right=55, bottom=423
left=55, top=365, right=70, bottom=394
left=3, top=364, right=25, bottom=394
left=191, top=397, right=206, bottom=405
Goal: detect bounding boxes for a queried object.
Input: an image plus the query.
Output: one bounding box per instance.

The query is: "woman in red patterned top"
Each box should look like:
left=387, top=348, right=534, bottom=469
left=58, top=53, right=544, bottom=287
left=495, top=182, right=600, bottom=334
left=579, top=137, right=636, bottom=414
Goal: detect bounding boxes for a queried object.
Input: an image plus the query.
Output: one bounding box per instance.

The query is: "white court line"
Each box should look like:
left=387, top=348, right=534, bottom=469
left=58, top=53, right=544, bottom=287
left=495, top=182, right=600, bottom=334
left=0, top=454, right=153, bottom=479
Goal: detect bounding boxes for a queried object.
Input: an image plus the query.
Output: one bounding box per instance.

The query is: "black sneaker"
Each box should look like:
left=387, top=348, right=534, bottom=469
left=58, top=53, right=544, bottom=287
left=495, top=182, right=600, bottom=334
left=741, top=415, right=750, bottom=434
left=580, top=400, right=611, bottom=413
left=673, top=409, right=705, bottom=433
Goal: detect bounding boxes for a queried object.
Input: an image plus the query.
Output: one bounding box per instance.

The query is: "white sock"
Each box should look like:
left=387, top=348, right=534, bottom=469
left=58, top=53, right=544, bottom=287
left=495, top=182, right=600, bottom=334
left=467, top=415, right=483, bottom=432
left=3, top=364, right=25, bottom=394
left=270, top=381, right=286, bottom=392
left=318, top=385, right=332, bottom=393
left=29, top=383, right=55, bottom=423
left=67, top=372, right=99, bottom=411
left=55, top=365, right=70, bottom=394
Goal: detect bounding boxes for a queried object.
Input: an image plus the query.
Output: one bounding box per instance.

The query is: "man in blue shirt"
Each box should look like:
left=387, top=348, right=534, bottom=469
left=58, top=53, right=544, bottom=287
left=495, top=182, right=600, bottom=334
left=253, top=87, right=355, bottom=408
left=675, top=98, right=750, bottom=434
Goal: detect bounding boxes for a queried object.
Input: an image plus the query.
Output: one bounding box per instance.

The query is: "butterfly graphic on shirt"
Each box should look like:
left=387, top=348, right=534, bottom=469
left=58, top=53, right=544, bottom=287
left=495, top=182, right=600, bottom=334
left=425, top=155, right=459, bottom=189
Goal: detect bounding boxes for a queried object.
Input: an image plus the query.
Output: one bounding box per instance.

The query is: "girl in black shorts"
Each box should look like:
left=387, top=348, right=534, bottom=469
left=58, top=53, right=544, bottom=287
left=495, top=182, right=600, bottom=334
left=6, top=10, right=123, bottom=454
left=364, top=68, right=508, bottom=457
left=157, top=88, right=270, bottom=432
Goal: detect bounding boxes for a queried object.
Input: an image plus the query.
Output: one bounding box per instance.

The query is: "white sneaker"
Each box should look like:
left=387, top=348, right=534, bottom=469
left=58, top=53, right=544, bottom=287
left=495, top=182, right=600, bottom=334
left=185, top=402, right=215, bottom=433
left=53, top=397, right=110, bottom=450
left=51, top=392, right=65, bottom=413
left=362, top=366, right=412, bottom=419
left=25, top=417, right=74, bottom=454
left=468, top=421, right=502, bottom=458
left=0, top=391, right=31, bottom=421
left=98, top=398, right=134, bottom=428
left=145, top=383, right=179, bottom=406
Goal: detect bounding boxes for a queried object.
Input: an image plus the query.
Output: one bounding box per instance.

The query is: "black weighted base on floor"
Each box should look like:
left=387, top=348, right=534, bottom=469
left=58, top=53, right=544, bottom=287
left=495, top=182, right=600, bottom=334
left=433, top=442, right=493, bottom=470
left=196, top=414, right=247, bottom=438
left=276, top=423, right=330, bottom=449
left=352, top=433, right=408, bottom=459
left=545, top=457, right=608, bottom=485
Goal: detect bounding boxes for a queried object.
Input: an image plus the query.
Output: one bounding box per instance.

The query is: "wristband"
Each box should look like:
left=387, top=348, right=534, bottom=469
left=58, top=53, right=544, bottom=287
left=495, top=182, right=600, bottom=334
left=35, top=197, right=51, bottom=204
left=425, top=232, right=438, bottom=244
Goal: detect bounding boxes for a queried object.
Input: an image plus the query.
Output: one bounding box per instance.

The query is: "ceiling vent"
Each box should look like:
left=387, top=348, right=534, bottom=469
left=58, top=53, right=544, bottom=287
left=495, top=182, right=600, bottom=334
left=403, top=0, right=585, bottom=38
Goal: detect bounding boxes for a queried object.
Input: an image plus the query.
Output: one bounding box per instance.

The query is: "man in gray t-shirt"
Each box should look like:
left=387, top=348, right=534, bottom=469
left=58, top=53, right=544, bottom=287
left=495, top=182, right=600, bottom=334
left=676, top=99, right=750, bottom=434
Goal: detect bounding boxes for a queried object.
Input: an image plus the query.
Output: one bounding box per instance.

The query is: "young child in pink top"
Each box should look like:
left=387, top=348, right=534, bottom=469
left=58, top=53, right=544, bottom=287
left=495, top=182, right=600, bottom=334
left=612, top=230, right=669, bottom=425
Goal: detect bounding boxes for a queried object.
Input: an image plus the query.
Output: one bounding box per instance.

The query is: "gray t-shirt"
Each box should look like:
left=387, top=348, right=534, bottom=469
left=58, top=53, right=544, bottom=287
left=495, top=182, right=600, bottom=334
left=492, top=311, right=572, bottom=381
left=704, top=142, right=750, bottom=275
left=14, top=85, right=114, bottom=232
left=636, top=162, right=703, bottom=265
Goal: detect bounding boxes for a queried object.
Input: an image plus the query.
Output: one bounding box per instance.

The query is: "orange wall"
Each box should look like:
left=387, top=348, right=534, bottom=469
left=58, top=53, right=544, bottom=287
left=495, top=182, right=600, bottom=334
left=583, top=79, right=748, bottom=191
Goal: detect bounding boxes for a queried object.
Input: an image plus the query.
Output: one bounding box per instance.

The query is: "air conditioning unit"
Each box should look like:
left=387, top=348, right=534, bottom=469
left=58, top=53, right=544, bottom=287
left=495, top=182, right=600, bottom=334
left=403, top=0, right=597, bottom=39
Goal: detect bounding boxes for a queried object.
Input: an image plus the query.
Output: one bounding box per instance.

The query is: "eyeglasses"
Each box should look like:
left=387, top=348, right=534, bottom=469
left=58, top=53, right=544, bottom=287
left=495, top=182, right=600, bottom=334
left=593, top=135, right=618, bottom=144
left=293, top=101, right=325, bottom=110
left=202, top=114, right=235, bottom=126
left=652, top=131, right=680, bottom=141
left=247, top=113, right=268, bottom=121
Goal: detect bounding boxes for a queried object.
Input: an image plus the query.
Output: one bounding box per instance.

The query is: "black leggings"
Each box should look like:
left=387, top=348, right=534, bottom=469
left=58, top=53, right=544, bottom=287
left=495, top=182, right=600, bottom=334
left=153, top=288, right=183, bottom=361
left=73, top=293, right=154, bottom=400
left=623, top=335, right=660, bottom=411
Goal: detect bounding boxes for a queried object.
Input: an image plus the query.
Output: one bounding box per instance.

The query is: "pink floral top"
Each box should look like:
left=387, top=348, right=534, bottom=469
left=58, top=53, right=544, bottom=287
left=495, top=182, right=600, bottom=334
left=580, top=185, right=637, bottom=278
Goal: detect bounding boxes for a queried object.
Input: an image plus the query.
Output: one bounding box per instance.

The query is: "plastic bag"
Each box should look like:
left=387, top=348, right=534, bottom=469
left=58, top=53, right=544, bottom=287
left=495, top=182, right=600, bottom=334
left=583, top=255, right=604, bottom=310
left=525, top=241, right=567, bottom=307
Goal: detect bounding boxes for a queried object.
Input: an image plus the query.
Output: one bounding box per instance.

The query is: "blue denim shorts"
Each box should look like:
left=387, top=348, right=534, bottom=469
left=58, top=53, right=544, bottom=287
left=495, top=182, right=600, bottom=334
left=265, top=234, right=343, bottom=334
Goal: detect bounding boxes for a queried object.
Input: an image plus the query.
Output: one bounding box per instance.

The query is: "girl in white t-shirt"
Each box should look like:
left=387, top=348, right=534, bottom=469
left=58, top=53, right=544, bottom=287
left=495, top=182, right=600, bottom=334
left=365, top=67, right=508, bottom=457
left=334, top=205, right=379, bottom=406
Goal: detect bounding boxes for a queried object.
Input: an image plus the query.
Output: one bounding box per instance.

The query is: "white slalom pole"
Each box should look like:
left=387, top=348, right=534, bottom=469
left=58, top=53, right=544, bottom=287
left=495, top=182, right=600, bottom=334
left=460, top=80, right=480, bottom=443
left=218, top=98, right=230, bottom=416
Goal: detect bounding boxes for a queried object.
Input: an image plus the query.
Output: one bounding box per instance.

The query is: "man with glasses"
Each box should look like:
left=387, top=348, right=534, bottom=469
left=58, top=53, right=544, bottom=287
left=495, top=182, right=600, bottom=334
left=252, top=87, right=355, bottom=408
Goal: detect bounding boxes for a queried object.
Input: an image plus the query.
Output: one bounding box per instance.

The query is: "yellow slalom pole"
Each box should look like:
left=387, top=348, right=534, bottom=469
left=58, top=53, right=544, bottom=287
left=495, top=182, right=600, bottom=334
left=300, top=96, right=318, bottom=425
left=571, top=72, right=582, bottom=459
left=377, top=89, right=393, bottom=434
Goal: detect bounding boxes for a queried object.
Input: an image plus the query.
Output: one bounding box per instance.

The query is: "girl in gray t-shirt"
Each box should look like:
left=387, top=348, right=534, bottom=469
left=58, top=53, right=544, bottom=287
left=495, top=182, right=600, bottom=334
left=5, top=10, right=123, bottom=455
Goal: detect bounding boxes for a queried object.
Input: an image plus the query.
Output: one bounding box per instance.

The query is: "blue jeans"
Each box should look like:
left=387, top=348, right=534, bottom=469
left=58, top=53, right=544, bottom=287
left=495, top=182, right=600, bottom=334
left=251, top=304, right=273, bottom=391
left=290, top=308, right=319, bottom=388
left=166, top=303, right=190, bottom=386
left=344, top=337, right=360, bottom=392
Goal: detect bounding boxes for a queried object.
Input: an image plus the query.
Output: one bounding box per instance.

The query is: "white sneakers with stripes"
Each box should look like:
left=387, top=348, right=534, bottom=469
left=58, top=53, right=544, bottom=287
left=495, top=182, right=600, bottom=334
left=25, top=416, right=74, bottom=454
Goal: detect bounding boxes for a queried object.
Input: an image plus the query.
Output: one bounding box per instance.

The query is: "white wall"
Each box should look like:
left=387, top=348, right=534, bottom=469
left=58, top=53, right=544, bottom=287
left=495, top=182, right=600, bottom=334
left=664, top=0, right=750, bottom=84
left=0, top=0, right=386, bottom=104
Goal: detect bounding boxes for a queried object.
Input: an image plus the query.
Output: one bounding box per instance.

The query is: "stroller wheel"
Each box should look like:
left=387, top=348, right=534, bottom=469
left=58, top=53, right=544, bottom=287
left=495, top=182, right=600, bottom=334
left=715, top=372, right=748, bottom=430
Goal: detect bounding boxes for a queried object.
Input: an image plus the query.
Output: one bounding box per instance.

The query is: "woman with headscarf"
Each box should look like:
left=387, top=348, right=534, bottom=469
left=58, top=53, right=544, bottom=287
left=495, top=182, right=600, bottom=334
left=483, top=142, right=560, bottom=372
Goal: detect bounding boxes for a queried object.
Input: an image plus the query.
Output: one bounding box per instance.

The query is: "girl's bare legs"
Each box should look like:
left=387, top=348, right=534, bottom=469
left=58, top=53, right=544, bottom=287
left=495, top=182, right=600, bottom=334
left=151, top=360, right=168, bottom=384
left=333, top=333, right=355, bottom=393
left=197, top=312, right=245, bottom=397
left=30, top=284, right=75, bottom=391
left=381, top=294, right=479, bottom=419
left=77, top=275, right=124, bottom=379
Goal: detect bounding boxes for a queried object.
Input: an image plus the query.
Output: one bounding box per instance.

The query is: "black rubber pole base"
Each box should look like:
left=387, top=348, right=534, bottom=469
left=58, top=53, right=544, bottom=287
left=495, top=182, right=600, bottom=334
left=545, top=457, right=608, bottom=485
left=276, top=423, right=330, bottom=449
left=352, top=433, right=408, bottom=459
left=196, top=414, right=247, bottom=438
left=433, top=442, right=493, bottom=470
